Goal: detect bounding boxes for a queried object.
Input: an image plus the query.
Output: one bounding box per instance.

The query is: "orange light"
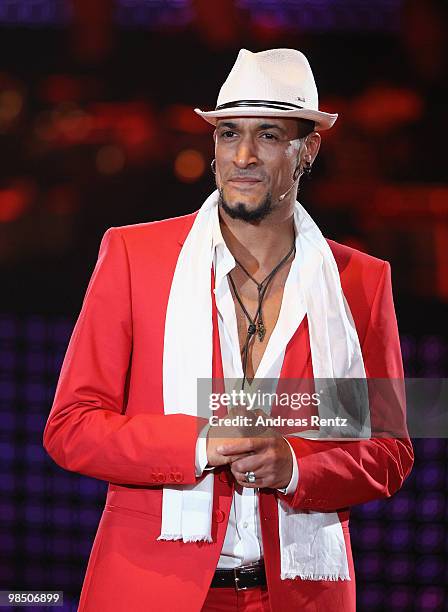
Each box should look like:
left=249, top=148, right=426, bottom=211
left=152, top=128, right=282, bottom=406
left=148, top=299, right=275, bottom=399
left=174, top=149, right=205, bottom=182
left=0, top=89, right=23, bottom=118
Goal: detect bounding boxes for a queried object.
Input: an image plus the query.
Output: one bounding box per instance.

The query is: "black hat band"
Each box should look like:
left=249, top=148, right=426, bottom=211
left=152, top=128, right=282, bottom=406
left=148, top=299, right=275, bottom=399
left=215, top=99, right=304, bottom=112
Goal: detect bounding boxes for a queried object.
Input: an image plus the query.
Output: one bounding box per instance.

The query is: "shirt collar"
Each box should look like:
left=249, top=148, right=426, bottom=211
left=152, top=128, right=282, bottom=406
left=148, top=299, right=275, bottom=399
left=211, top=204, right=300, bottom=292
left=212, top=205, right=236, bottom=291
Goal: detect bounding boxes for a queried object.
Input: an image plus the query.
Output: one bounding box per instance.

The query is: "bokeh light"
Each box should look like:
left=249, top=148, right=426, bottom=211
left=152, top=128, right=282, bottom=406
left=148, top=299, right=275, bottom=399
left=174, top=149, right=205, bottom=182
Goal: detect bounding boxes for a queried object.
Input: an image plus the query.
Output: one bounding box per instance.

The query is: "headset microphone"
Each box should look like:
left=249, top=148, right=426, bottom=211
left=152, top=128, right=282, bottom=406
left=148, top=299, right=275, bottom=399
left=278, top=165, right=301, bottom=202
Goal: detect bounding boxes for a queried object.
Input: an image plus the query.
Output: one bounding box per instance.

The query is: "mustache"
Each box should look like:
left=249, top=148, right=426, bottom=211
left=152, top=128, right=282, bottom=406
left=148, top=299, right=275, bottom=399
left=227, top=173, right=265, bottom=181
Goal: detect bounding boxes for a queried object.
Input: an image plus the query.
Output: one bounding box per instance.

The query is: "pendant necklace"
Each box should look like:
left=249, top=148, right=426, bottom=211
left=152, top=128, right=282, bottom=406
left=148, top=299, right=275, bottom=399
left=228, top=238, right=296, bottom=388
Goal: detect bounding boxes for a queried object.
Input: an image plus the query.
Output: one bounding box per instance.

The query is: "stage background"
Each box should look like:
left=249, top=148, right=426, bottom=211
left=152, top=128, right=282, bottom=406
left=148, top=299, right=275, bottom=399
left=0, top=1, right=446, bottom=610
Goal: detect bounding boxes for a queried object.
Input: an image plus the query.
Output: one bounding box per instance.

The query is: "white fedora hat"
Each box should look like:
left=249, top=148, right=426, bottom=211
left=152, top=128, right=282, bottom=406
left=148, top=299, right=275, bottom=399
left=195, top=48, right=338, bottom=131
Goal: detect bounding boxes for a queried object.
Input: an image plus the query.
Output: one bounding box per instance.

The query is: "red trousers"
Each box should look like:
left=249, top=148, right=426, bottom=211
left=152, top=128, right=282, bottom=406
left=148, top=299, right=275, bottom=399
left=201, top=587, right=271, bottom=612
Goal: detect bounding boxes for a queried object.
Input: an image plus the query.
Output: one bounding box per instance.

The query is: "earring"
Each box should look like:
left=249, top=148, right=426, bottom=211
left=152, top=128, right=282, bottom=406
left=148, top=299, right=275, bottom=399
left=303, top=160, right=312, bottom=176
left=210, top=159, right=216, bottom=175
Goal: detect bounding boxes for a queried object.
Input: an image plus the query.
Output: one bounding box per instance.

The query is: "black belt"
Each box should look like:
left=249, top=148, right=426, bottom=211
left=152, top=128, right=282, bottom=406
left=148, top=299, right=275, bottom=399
left=210, top=561, right=267, bottom=590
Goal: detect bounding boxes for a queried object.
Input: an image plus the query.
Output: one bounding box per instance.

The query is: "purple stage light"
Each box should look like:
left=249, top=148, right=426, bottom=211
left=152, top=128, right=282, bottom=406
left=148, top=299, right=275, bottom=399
left=51, top=533, right=74, bottom=557
left=360, top=522, right=382, bottom=548
left=357, top=552, right=382, bottom=580
left=23, top=380, right=47, bottom=403
left=1, top=531, right=16, bottom=554
left=0, top=563, right=14, bottom=584
left=25, top=316, right=47, bottom=343
left=416, top=493, right=445, bottom=521
left=51, top=319, right=73, bottom=343
left=0, top=0, right=70, bottom=27
left=0, top=0, right=405, bottom=33
left=25, top=413, right=46, bottom=433
left=0, top=472, right=15, bottom=493
left=79, top=508, right=102, bottom=526
left=420, top=335, right=446, bottom=362
left=236, top=0, right=403, bottom=33
left=25, top=532, right=47, bottom=553
left=25, top=473, right=46, bottom=494
left=53, top=506, right=74, bottom=527
left=25, top=442, right=45, bottom=462
left=420, top=439, right=446, bottom=459
left=0, top=441, right=15, bottom=462
left=25, top=350, right=47, bottom=373
left=115, top=0, right=193, bottom=29
left=25, top=500, right=46, bottom=525
left=0, top=410, right=17, bottom=432
left=23, top=563, right=47, bottom=584
left=50, top=566, right=73, bottom=588
left=386, top=524, right=412, bottom=551
left=358, top=498, right=384, bottom=518
left=358, top=584, right=383, bottom=608
left=0, top=315, right=17, bottom=340
left=0, top=500, right=15, bottom=522
left=78, top=477, right=105, bottom=497
left=417, top=525, right=444, bottom=553
left=0, top=348, right=16, bottom=371
left=389, top=587, right=413, bottom=609
left=389, top=555, right=413, bottom=582
left=400, top=334, right=417, bottom=361
left=416, top=462, right=445, bottom=490
left=418, top=556, right=444, bottom=583
left=51, top=473, right=77, bottom=495
left=417, top=587, right=445, bottom=611
left=0, top=379, right=16, bottom=401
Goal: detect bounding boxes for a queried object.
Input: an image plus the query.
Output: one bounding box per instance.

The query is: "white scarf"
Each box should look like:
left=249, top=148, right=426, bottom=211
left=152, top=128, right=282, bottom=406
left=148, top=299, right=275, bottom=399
left=158, top=190, right=368, bottom=581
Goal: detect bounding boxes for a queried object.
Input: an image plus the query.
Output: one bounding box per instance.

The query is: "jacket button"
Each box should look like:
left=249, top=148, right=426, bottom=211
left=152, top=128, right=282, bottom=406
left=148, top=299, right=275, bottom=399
left=157, top=473, right=166, bottom=483
left=213, top=509, right=225, bottom=523
left=174, top=472, right=183, bottom=483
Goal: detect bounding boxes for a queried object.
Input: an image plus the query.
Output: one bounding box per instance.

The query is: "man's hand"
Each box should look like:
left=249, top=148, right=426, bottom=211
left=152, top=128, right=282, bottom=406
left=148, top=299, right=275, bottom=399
left=205, top=406, right=267, bottom=467
left=217, top=435, right=293, bottom=489
left=206, top=435, right=242, bottom=467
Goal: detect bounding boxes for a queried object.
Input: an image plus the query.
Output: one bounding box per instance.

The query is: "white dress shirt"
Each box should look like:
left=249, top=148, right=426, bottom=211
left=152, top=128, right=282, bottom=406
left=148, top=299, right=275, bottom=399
left=195, top=211, right=304, bottom=568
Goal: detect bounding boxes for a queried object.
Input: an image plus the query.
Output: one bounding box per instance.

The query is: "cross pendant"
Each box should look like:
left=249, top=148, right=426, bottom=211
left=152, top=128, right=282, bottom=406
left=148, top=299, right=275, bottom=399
left=257, top=319, right=266, bottom=342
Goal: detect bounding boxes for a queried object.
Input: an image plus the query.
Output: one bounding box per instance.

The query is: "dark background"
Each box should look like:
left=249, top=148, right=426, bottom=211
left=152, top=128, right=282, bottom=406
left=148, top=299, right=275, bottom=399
left=0, top=1, right=447, bottom=610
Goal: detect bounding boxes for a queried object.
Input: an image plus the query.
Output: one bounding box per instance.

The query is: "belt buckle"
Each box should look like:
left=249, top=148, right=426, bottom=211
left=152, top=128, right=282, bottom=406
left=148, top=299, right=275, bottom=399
left=233, top=567, right=248, bottom=591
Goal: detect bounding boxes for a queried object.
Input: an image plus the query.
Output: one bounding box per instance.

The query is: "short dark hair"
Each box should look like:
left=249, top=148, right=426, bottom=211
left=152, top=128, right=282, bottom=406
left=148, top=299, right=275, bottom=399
left=297, top=119, right=315, bottom=138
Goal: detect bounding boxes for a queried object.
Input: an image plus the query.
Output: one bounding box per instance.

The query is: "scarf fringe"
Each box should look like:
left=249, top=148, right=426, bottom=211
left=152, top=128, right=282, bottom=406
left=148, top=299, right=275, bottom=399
left=281, top=572, right=351, bottom=581
left=157, top=534, right=213, bottom=543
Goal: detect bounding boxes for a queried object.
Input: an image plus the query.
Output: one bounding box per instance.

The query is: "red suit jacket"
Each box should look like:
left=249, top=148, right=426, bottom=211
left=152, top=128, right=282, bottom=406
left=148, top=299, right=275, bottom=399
left=43, top=211, right=414, bottom=611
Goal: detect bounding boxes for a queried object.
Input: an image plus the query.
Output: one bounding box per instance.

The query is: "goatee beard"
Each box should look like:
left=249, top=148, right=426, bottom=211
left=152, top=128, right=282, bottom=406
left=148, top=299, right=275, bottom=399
left=218, top=188, right=273, bottom=223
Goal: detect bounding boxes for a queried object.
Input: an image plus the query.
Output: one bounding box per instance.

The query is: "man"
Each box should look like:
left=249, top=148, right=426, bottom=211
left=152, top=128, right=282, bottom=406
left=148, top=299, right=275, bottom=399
left=43, top=49, right=414, bottom=611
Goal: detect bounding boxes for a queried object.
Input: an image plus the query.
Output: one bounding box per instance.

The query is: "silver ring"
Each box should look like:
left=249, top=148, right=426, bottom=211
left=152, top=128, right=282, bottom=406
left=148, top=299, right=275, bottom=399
left=244, top=471, right=256, bottom=483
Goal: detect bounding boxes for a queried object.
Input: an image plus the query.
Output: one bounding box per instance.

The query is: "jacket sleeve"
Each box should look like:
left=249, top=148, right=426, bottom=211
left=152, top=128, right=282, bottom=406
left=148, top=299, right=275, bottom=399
left=42, top=227, right=204, bottom=486
left=281, top=261, right=414, bottom=511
